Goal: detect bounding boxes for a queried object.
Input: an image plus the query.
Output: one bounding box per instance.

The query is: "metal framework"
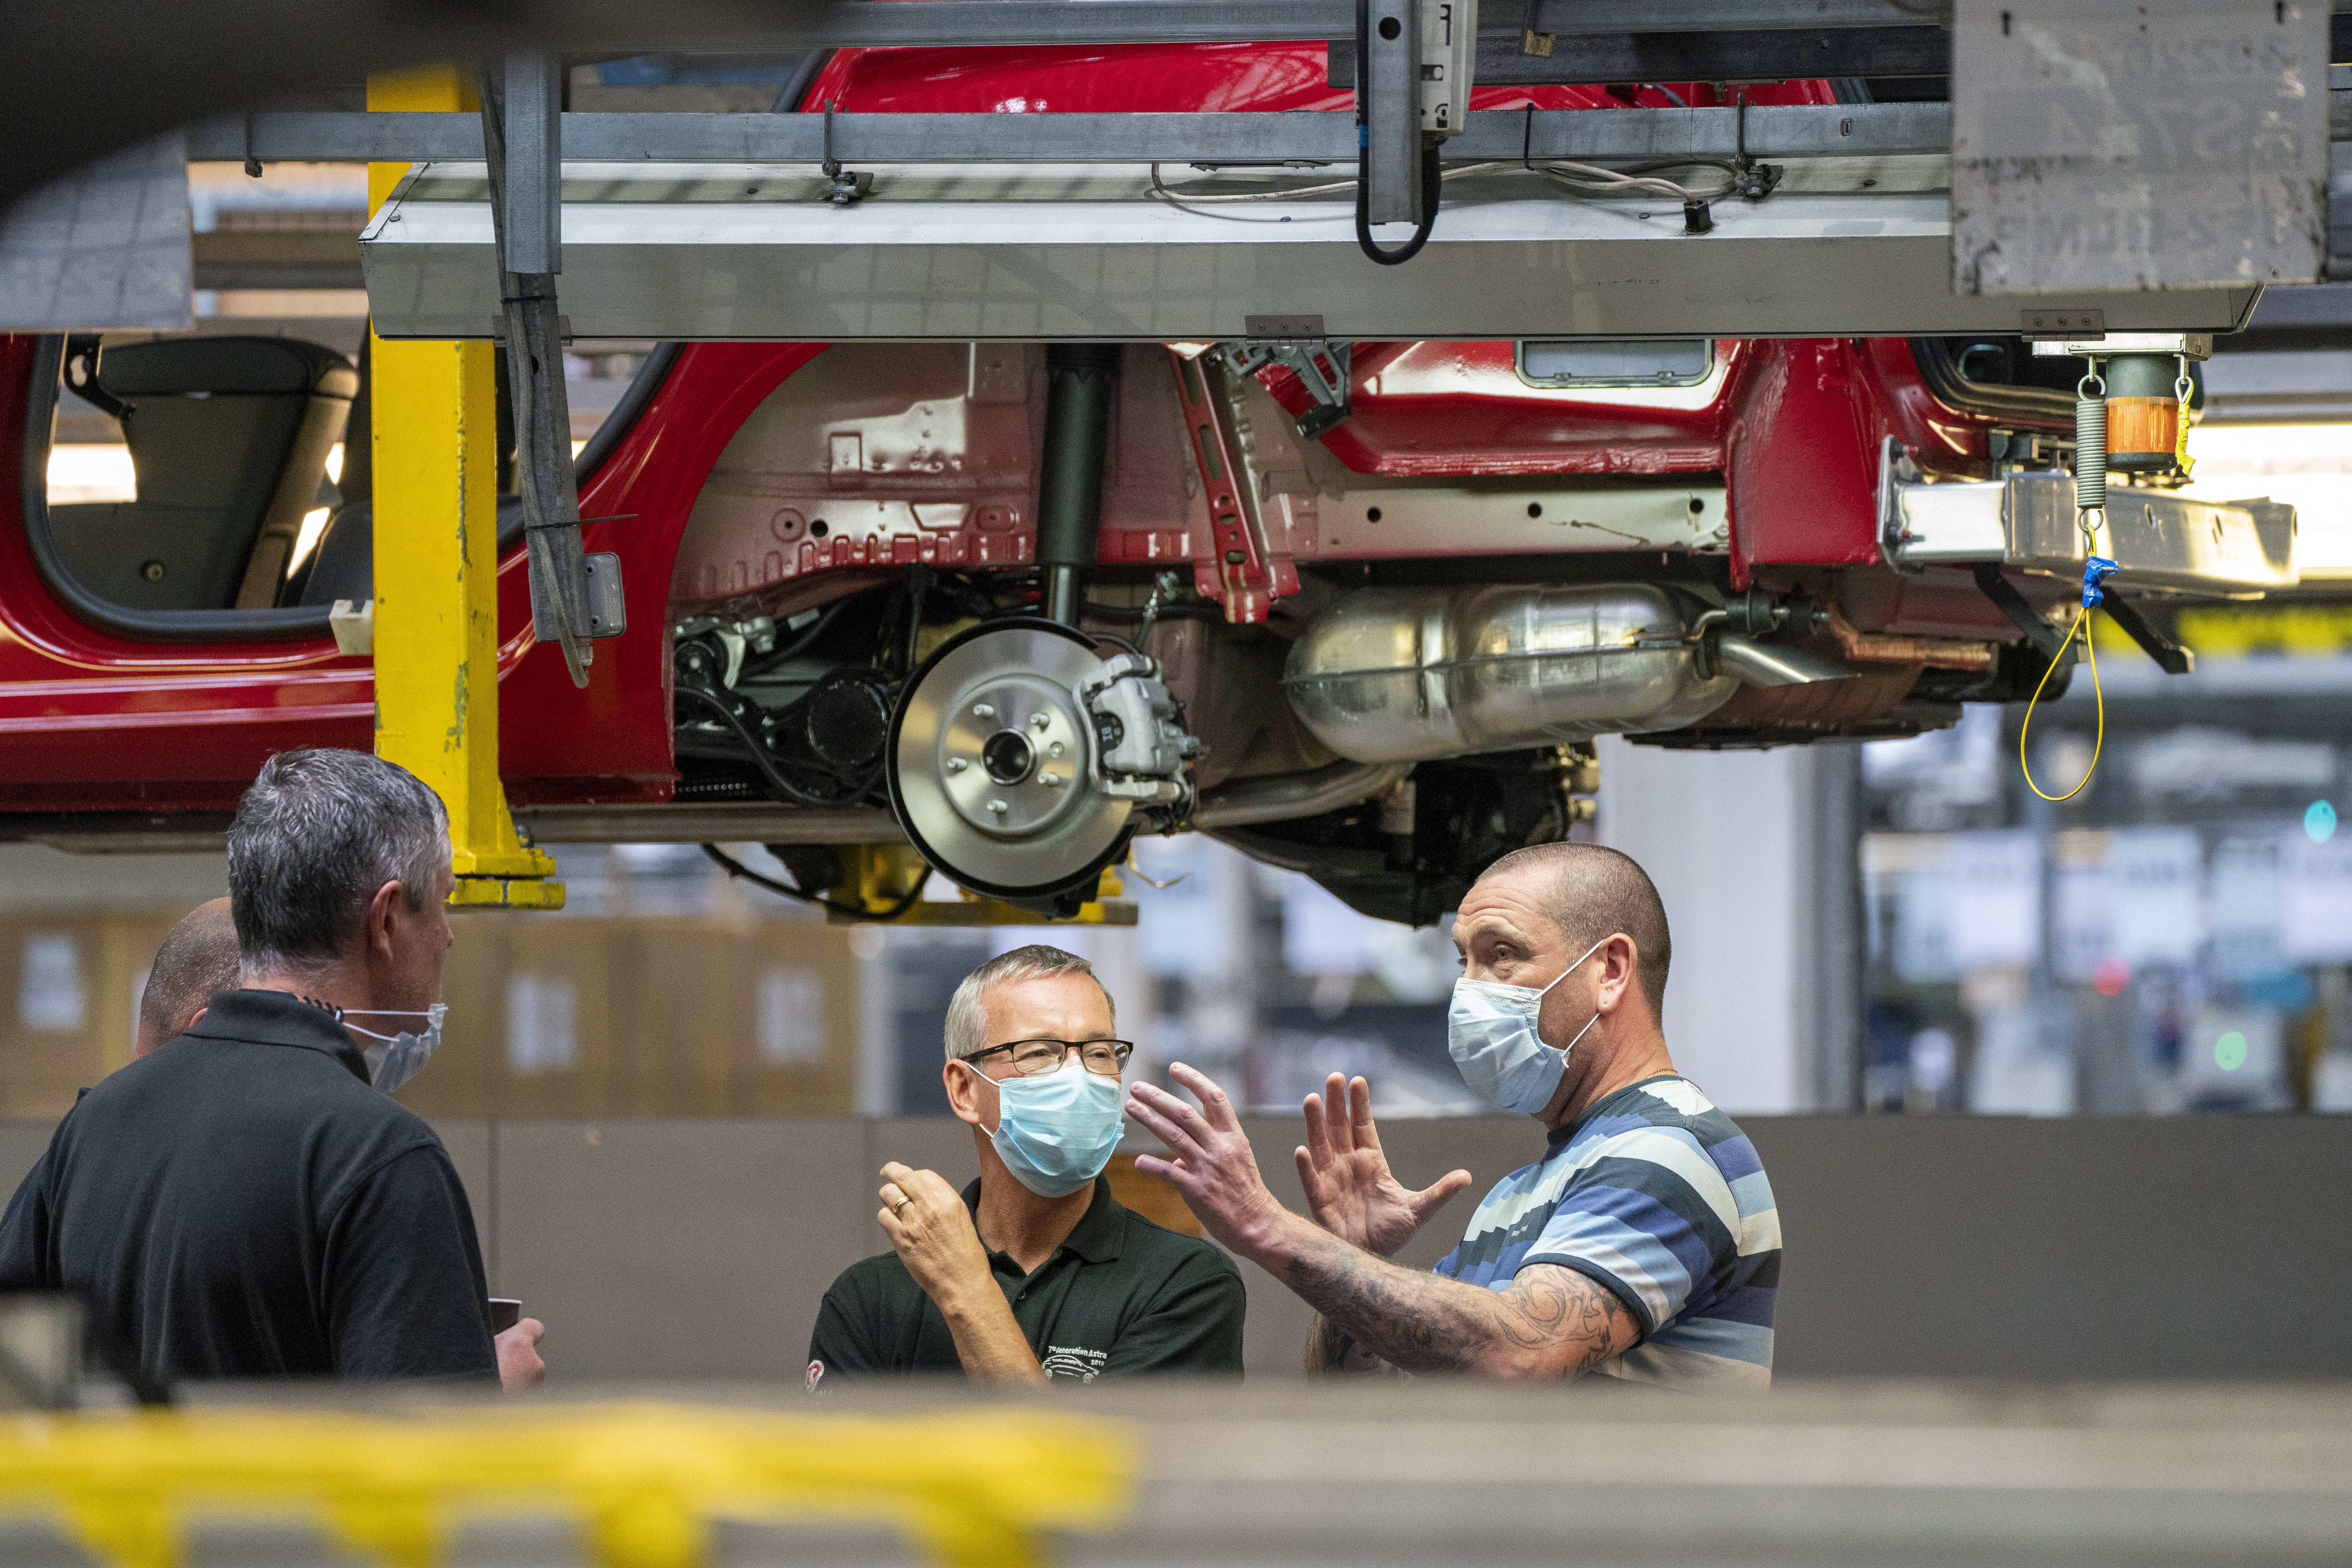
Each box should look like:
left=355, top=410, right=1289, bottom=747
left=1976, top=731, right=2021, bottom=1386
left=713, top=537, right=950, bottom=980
left=191, top=102, right=1955, bottom=165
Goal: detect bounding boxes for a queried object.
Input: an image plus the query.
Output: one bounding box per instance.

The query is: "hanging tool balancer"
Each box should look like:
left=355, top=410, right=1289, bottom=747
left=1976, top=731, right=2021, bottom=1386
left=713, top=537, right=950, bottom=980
left=2027, top=330, right=2205, bottom=679
left=2015, top=332, right=2207, bottom=800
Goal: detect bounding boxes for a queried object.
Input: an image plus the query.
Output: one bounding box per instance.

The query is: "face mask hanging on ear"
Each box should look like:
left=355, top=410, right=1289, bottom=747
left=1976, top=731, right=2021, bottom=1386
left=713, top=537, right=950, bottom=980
left=1446, top=937, right=1608, bottom=1114
left=339, top=1004, right=448, bottom=1094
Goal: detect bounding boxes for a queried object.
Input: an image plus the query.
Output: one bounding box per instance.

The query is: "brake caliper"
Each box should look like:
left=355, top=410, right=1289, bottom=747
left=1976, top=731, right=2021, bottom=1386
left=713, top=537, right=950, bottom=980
left=1074, top=653, right=1201, bottom=816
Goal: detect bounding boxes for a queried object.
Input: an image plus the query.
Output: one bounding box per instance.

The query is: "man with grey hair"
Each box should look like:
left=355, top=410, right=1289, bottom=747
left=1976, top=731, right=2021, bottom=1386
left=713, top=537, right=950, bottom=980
left=0, top=748, right=544, bottom=1393
left=807, top=944, right=1243, bottom=1385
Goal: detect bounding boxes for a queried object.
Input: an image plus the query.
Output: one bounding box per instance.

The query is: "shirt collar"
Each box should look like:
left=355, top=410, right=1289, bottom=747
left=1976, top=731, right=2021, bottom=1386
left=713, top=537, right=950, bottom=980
left=1547, top=1072, right=1687, bottom=1151
left=958, top=1174, right=1129, bottom=1266
left=182, top=988, right=371, bottom=1083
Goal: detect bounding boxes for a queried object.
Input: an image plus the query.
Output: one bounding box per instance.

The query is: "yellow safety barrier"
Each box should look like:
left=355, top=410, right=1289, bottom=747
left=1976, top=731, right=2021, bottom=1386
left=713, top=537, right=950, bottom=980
left=0, top=1403, right=1134, bottom=1568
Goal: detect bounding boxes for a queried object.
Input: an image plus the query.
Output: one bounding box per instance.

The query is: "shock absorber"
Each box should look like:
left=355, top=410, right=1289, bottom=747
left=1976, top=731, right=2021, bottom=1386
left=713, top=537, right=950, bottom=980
left=1037, top=344, right=1121, bottom=626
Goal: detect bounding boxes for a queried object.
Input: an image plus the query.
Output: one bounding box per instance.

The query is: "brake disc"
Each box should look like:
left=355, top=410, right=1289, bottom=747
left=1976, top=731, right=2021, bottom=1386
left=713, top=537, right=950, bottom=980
left=886, top=618, right=1134, bottom=903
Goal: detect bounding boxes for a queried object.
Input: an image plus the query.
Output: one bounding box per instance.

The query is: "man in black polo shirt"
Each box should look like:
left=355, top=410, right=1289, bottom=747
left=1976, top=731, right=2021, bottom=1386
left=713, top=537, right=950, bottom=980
left=0, top=748, right=543, bottom=1392
left=808, top=945, right=1243, bottom=1385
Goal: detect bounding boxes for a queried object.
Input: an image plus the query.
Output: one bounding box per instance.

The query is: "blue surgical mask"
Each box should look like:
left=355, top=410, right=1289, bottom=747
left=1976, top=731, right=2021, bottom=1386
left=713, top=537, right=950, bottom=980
left=341, top=1004, right=448, bottom=1095
left=1447, top=938, right=1607, bottom=1114
left=985, top=1055, right=1127, bottom=1198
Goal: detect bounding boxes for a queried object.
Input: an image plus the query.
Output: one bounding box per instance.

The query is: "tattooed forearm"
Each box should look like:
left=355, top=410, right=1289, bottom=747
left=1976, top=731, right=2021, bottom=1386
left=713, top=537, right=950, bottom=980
left=1284, top=1238, right=1632, bottom=1379
left=1305, top=1313, right=1405, bottom=1377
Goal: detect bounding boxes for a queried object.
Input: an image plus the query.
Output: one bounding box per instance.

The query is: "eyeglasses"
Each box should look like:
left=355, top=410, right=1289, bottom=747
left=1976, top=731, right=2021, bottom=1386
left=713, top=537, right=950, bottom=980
left=962, top=1038, right=1135, bottom=1077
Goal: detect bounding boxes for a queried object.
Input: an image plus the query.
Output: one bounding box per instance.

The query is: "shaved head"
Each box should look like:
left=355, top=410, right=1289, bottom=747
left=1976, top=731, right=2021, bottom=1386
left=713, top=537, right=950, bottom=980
left=137, top=897, right=241, bottom=1057
left=1474, top=844, right=1671, bottom=1014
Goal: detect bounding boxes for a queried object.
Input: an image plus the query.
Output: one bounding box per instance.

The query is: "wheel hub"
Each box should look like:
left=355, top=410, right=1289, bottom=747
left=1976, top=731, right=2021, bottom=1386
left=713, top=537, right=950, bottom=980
left=939, top=675, right=1087, bottom=838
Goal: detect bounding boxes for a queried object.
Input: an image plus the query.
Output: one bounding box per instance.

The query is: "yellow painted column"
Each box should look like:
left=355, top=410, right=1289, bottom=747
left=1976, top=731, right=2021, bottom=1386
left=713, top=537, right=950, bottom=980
left=368, top=67, right=561, bottom=909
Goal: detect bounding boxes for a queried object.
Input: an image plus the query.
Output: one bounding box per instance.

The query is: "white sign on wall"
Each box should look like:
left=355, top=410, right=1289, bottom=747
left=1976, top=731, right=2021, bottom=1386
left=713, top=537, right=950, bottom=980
left=2107, top=828, right=2203, bottom=968
left=2053, top=863, right=2112, bottom=984
left=2209, top=837, right=2286, bottom=978
left=756, top=968, right=827, bottom=1065
left=2283, top=833, right=2352, bottom=964
left=1945, top=831, right=2042, bottom=971
left=505, top=973, right=579, bottom=1074
left=17, top=933, right=87, bottom=1034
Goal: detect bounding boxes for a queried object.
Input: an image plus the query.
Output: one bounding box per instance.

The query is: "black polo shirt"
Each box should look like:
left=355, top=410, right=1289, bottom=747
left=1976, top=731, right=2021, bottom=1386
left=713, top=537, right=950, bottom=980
left=807, top=1176, right=1245, bottom=1384
left=0, top=989, right=497, bottom=1389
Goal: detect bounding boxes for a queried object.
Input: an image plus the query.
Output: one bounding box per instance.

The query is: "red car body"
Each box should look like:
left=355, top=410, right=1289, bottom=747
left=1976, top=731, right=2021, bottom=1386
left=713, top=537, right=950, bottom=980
left=0, top=45, right=2040, bottom=823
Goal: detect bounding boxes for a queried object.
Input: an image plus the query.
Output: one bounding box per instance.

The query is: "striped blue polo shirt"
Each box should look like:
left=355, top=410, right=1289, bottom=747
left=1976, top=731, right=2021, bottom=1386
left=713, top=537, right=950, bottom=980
left=1432, top=1073, right=1779, bottom=1389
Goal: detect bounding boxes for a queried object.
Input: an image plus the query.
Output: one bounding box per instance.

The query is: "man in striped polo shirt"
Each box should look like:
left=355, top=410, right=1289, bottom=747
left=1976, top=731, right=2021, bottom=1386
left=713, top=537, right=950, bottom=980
left=1124, top=842, right=1780, bottom=1387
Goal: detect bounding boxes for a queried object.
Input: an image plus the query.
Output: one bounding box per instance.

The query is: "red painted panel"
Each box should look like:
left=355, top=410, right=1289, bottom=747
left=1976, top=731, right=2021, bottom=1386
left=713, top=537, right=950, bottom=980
left=799, top=41, right=1773, bottom=115
left=0, top=335, right=374, bottom=810
left=1726, top=339, right=1882, bottom=578
left=499, top=343, right=826, bottom=802
left=0, top=335, right=822, bottom=811
left=1273, top=340, right=1737, bottom=478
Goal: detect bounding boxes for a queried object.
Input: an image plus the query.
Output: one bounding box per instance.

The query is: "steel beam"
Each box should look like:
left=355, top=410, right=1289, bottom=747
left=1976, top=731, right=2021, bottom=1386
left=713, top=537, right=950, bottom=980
left=499, top=54, right=563, bottom=276
left=1330, top=26, right=1950, bottom=84
left=661, top=0, right=1955, bottom=48
left=361, top=161, right=2260, bottom=341
left=188, top=103, right=1952, bottom=164
left=1361, top=0, right=1424, bottom=225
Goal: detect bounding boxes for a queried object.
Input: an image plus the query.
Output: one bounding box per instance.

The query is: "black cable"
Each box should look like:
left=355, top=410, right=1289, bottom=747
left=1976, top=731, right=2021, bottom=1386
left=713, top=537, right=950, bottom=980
left=1355, top=138, right=1442, bottom=266
left=901, top=565, right=934, bottom=678
left=1080, top=599, right=1223, bottom=624
left=703, top=843, right=930, bottom=921
left=740, top=596, right=855, bottom=676
left=674, top=684, right=869, bottom=808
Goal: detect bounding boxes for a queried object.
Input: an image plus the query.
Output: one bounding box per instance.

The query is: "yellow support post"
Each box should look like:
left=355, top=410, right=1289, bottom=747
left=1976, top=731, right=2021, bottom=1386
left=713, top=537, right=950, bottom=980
left=367, top=67, right=561, bottom=910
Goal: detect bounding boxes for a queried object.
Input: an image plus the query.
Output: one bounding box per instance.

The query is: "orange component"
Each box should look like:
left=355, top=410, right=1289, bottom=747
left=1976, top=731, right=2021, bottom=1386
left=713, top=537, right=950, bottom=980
left=1825, top=609, right=1996, bottom=671
left=2105, top=396, right=2179, bottom=466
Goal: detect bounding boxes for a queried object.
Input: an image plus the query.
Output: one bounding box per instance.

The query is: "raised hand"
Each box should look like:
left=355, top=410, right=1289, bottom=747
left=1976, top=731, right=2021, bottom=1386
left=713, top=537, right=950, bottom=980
left=878, top=1162, right=993, bottom=1310
left=1295, top=1073, right=1472, bottom=1258
left=1124, top=1063, right=1287, bottom=1254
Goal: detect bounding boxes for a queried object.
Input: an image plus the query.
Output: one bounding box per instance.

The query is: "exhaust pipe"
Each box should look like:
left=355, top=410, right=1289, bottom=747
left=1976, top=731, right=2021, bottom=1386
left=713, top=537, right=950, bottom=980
left=1281, top=584, right=1741, bottom=763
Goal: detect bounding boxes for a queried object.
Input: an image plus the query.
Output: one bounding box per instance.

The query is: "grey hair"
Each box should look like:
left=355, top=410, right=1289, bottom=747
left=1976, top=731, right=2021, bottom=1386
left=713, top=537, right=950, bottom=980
left=226, top=748, right=450, bottom=972
left=943, top=944, right=1115, bottom=1062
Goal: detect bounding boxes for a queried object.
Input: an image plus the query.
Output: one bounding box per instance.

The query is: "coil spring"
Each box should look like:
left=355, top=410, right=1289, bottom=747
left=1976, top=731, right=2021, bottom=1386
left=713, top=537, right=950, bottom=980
left=2074, top=372, right=2107, bottom=515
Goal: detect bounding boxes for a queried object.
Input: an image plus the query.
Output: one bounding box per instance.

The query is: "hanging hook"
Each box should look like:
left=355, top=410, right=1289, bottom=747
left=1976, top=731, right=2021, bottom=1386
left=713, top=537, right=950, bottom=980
left=818, top=100, right=871, bottom=206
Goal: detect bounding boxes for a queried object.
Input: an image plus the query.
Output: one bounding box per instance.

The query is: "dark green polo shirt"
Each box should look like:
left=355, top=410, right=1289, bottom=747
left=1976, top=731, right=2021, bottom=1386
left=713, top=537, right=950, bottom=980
left=806, top=1177, right=1245, bottom=1384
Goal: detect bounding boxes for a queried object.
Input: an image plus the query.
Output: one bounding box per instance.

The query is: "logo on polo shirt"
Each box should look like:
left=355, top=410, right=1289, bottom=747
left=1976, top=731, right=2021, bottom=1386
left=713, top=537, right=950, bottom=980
left=1039, top=1345, right=1107, bottom=1382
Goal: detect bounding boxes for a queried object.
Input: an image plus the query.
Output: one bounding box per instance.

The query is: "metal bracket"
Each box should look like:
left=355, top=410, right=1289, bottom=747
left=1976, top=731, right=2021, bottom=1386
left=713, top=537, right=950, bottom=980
left=1971, top=563, right=2073, bottom=666
left=2020, top=308, right=2104, bottom=340
left=820, top=101, right=874, bottom=205
left=2030, top=332, right=2212, bottom=361
left=2093, top=594, right=2194, bottom=675
left=478, top=53, right=622, bottom=689
left=1168, top=347, right=1298, bottom=624
left=1359, top=0, right=1424, bottom=227
left=1218, top=339, right=1352, bottom=441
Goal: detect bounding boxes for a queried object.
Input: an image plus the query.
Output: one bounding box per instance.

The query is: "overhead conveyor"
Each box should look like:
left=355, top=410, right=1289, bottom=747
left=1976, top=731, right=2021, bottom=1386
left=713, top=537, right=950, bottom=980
left=194, top=97, right=2272, bottom=343
left=170, top=0, right=2339, bottom=343
left=352, top=159, right=2260, bottom=343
